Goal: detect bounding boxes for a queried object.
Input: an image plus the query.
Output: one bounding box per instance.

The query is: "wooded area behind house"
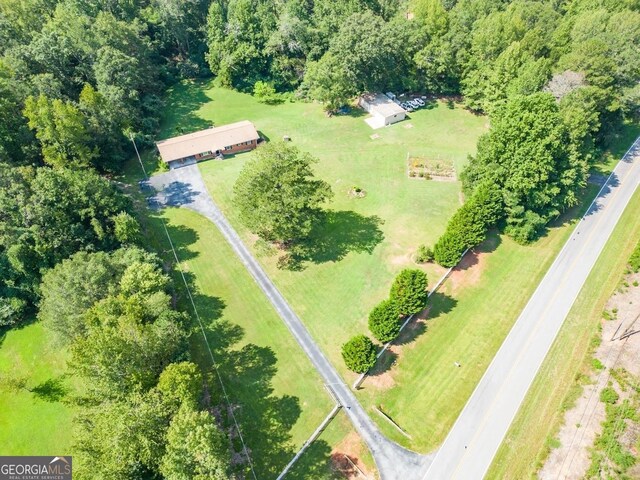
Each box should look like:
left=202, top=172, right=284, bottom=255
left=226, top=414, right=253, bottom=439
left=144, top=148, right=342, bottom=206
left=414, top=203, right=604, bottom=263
left=0, top=0, right=638, bottom=478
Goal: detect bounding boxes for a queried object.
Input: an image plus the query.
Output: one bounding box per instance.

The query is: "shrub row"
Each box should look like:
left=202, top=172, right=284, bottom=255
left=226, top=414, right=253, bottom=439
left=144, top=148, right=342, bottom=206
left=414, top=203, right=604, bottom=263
left=342, top=269, right=428, bottom=373
left=433, top=182, right=503, bottom=267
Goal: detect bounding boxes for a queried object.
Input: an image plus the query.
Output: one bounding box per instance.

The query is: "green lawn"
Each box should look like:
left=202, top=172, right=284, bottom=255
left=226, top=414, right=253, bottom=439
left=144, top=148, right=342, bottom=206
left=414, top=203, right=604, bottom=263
left=486, top=190, right=640, bottom=479
left=287, top=410, right=376, bottom=480
left=139, top=206, right=343, bottom=478
left=151, top=80, right=633, bottom=462
left=354, top=185, right=598, bottom=451
left=0, top=322, right=76, bottom=455
left=159, top=80, right=487, bottom=385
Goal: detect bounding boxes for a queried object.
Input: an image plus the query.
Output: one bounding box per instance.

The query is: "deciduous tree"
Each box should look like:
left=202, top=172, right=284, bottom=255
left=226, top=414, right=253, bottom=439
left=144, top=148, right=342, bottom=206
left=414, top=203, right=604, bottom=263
left=234, top=141, right=332, bottom=245
left=160, top=407, right=230, bottom=480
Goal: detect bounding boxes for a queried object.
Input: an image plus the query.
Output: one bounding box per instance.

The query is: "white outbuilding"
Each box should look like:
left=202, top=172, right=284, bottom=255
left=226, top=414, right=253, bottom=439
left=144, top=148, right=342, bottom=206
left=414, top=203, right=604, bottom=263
left=358, top=92, right=406, bottom=129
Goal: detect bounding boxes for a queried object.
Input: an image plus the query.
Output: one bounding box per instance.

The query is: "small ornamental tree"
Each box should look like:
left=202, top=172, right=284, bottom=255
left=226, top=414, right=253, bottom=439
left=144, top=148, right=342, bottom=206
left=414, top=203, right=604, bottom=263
left=368, top=299, right=401, bottom=343
left=415, top=244, right=434, bottom=263
left=389, top=269, right=428, bottom=316
left=253, top=81, right=281, bottom=104
left=342, top=335, right=377, bottom=373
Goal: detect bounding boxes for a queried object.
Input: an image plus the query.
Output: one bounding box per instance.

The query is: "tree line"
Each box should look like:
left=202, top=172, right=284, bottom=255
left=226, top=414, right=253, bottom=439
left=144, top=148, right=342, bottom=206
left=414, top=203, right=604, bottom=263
left=0, top=1, right=233, bottom=478
left=205, top=0, right=639, bottom=260
left=0, top=0, right=638, bottom=477
left=0, top=0, right=212, bottom=325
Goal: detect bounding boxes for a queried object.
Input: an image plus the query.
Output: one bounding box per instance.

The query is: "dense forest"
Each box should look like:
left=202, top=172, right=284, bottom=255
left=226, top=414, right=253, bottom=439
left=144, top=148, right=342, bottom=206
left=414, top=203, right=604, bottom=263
left=0, top=0, right=638, bottom=477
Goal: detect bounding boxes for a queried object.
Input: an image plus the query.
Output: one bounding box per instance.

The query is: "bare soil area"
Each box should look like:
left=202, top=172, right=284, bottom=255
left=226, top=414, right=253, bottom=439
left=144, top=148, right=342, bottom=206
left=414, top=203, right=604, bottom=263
left=539, top=272, right=640, bottom=480
left=330, top=431, right=375, bottom=479
left=447, top=247, right=490, bottom=294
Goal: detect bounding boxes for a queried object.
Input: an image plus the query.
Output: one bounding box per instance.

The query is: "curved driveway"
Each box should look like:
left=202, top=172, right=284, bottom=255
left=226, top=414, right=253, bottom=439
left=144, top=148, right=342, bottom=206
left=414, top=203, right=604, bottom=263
left=149, top=135, right=639, bottom=480
left=148, top=164, right=432, bottom=480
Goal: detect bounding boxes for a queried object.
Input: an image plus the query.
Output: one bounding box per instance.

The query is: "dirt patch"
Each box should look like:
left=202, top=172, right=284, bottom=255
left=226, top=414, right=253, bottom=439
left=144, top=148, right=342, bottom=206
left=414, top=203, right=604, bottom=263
left=365, top=366, right=397, bottom=390
left=389, top=250, right=413, bottom=266
left=447, top=248, right=489, bottom=294
left=330, top=431, right=373, bottom=479
left=363, top=310, right=430, bottom=391
left=539, top=272, right=640, bottom=480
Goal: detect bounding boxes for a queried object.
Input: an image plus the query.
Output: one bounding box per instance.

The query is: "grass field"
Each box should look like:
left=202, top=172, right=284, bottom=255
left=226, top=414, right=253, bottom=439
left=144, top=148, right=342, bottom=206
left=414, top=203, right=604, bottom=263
left=158, top=80, right=487, bottom=385
left=486, top=189, right=640, bottom=479
left=0, top=322, right=76, bottom=455
left=287, top=410, right=376, bottom=480
left=148, top=80, right=637, bottom=464
left=134, top=204, right=351, bottom=477
left=354, top=185, right=600, bottom=451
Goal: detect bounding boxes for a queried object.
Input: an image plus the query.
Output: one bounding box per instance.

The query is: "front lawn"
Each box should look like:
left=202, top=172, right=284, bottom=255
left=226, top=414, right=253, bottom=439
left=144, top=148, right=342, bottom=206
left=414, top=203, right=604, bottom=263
left=161, top=80, right=487, bottom=383
left=354, top=186, right=599, bottom=451
left=139, top=205, right=341, bottom=478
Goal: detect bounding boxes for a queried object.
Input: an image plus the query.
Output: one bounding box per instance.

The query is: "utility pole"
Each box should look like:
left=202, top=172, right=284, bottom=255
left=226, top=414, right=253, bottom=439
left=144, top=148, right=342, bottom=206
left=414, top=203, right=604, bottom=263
left=129, top=132, right=148, bottom=179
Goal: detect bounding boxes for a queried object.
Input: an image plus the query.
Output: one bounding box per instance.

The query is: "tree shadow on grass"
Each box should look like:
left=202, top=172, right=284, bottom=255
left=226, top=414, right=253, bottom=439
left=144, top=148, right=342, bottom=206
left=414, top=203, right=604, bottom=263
left=366, top=292, right=458, bottom=376
left=142, top=191, right=318, bottom=478
left=160, top=80, right=211, bottom=138
left=394, top=292, right=457, bottom=347
left=601, top=122, right=640, bottom=160
left=0, top=315, right=38, bottom=349
left=454, top=232, right=502, bottom=272
left=286, top=210, right=385, bottom=270
left=287, top=439, right=344, bottom=479
left=30, top=376, right=69, bottom=402
left=180, top=277, right=311, bottom=477
left=220, top=344, right=306, bottom=478
left=367, top=349, right=399, bottom=377
left=146, top=214, right=200, bottom=262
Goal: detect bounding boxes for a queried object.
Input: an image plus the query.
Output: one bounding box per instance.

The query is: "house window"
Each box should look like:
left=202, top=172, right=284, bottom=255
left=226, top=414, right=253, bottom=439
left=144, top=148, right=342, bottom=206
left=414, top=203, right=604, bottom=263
left=224, top=145, right=232, bottom=151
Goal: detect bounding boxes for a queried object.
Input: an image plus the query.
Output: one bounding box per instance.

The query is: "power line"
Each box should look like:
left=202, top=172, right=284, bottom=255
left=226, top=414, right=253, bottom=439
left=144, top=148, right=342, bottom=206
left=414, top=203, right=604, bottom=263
left=557, top=333, right=626, bottom=479
left=130, top=134, right=258, bottom=480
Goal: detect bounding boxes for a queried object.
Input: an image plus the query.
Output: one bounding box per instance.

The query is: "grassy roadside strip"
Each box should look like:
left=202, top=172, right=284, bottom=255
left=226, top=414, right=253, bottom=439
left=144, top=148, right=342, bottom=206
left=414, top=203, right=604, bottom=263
left=354, top=184, right=598, bottom=451
left=487, top=188, right=640, bottom=479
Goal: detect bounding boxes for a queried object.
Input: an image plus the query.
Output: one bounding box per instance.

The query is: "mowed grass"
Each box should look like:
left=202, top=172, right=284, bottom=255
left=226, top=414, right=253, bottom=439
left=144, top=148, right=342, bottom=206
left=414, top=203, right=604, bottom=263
left=354, top=183, right=602, bottom=451
left=160, top=80, right=487, bottom=383
left=141, top=206, right=340, bottom=477
left=487, top=188, right=640, bottom=479
left=287, top=410, right=376, bottom=480
left=0, top=322, right=76, bottom=455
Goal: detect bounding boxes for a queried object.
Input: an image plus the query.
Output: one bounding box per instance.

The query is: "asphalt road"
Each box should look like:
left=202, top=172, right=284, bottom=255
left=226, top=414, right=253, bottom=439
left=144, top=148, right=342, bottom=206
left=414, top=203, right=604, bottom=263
left=148, top=165, right=432, bottom=480
left=424, top=136, right=640, bottom=480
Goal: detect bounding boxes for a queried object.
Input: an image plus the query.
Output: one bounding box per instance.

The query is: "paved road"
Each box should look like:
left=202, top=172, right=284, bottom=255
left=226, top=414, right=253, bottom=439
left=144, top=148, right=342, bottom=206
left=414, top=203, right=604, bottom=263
left=148, top=165, right=433, bottom=480
left=424, top=137, right=640, bottom=480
